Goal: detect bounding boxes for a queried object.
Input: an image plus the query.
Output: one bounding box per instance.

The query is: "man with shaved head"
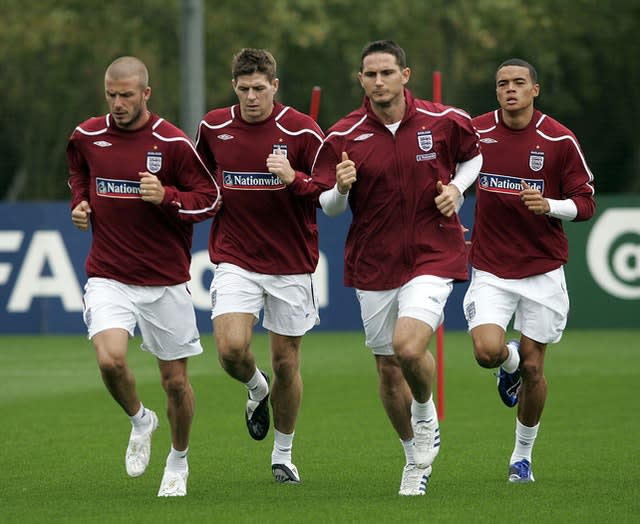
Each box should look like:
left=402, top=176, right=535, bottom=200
left=67, top=56, right=220, bottom=497
left=103, top=56, right=150, bottom=128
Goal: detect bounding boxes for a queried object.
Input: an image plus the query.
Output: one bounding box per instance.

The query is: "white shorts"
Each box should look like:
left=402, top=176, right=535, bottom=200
left=463, top=267, right=569, bottom=344
left=355, top=275, right=453, bottom=356
left=210, top=263, right=320, bottom=337
left=83, top=277, right=203, bottom=360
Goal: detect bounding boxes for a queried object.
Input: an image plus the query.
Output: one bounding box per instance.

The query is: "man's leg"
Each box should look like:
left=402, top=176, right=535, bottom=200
left=375, top=354, right=413, bottom=439
left=375, top=354, right=431, bottom=496
left=93, top=327, right=139, bottom=415
left=270, top=333, right=303, bottom=483
left=393, top=318, right=440, bottom=469
left=471, top=324, right=522, bottom=407
left=507, top=335, right=546, bottom=483
left=214, top=313, right=270, bottom=440
left=157, top=357, right=193, bottom=496
left=93, top=328, right=159, bottom=478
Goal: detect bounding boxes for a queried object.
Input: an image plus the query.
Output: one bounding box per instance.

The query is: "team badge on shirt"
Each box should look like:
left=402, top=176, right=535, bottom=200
left=529, top=151, right=545, bottom=172
left=417, top=131, right=433, bottom=152
left=272, top=144, right=288, bottom=157
left=146, top=151, right=162, bottom=173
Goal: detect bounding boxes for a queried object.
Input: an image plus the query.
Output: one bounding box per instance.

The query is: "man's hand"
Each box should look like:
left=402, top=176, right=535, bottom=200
left=336, top=152, right=356, bottom=194
left=71, top=200, right=92, bottom=231
left=139, top=171, right=165, bottom=205
left=266, top=148, right=296, bottom=185
left=435, top=180, right=461, bottom=217
left=520, top=180, right=550, bottom=215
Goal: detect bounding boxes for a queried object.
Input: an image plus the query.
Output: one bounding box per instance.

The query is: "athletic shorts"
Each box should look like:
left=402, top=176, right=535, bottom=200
left=210, top=263, right=319, bottom=337
left=83, top=277, right=203, bottom=360
left=463, top=267, right=569, bottom=344
left=355, top=275, right=453, bottom=356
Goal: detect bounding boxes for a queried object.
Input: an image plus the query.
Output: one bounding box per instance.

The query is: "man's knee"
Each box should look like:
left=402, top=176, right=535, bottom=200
left=473, top=339, right=505, bottom=368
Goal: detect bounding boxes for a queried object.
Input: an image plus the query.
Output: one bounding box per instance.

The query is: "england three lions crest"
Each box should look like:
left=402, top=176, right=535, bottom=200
left=529, top=151, right=544, bottom=172
left=272, top=144, right=288, bottom=158
left=417, top=131, right=433, bottom=152
left=146, top=151, right=162, bottom=173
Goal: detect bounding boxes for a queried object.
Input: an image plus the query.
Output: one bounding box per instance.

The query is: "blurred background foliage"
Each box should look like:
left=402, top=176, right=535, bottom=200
left=1, top=0, right=638, bottom=200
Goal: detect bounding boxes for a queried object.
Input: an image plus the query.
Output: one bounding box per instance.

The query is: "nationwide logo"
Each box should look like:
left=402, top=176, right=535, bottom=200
left=587, top=209, right=640, bottom=299
left=96, top=177, right=141, bottom=199
left=478, top=173, right=544, bottom=195
left=222, top=171, right=285, bottom=190
left=93, top=140, right=112, bottom=147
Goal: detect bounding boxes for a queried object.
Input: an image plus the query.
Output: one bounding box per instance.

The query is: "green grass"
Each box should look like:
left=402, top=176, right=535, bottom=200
left=1, top=330, right=638, bottom=523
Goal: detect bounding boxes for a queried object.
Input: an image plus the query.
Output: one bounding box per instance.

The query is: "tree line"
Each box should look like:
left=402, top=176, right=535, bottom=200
left=1, top=0, right=638, bottom=200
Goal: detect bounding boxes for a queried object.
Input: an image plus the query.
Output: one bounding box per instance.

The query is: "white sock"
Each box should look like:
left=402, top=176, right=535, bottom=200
left=129, top=403, right=151, bottom=433
left=166, top=446, right=189, bottom=472
left=510, top=418, right=539, bottom=464
left=271, top=429, right=294, bottom=464
left=501, top=342, right=520, bottom=374
left=411, top=395, right=436, bottom=423
left=246, top=369, right=269, bottom=401
left=401, top=438, right=415, bottom=465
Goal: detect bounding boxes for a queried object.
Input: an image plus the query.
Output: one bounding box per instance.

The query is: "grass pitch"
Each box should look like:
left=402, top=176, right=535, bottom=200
left=1, top=330, right=638, bottom=523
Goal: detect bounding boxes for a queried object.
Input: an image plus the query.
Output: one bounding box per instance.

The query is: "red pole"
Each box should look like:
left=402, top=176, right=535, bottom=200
left=432, top=71, right=442, bottom=105
left=432, top=70, right=445, bottom=421
left=309, top=86, right=321, bottom=122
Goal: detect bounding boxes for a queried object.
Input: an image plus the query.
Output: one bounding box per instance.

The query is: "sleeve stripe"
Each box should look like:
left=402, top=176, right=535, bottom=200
left=75, top=116, right=109, bottom=136
left=325, top=114, right=368, bottom=140
left=536, top=130, right=595, bottom=191
left=416, top=107, right=472, bottom=120
left=151, top=131, right=222, bottom=215
left=275, top=122, right=324, bottom=144
left=199, top=118, right=234, bottom=130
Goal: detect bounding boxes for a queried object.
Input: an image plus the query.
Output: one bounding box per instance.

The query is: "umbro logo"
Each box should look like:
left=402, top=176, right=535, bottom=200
left=354, top=133, right=374, bottom=141
left=480, top=137, right=498, bottom=144
left=217, top=133, right=234, bottom=140
left=93, top=140, right=112, bottom=147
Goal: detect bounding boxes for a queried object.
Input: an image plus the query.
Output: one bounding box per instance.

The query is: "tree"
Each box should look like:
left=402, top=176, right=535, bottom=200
left=1, top=0, right=638, bottom=199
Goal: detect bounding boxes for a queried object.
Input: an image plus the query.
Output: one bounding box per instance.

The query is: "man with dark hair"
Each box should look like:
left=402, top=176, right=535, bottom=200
left=196, top=48, right=328, bottom=484
left=313, top=40, right=482, bottom=496
left=465, top=58, right=595, bottom=483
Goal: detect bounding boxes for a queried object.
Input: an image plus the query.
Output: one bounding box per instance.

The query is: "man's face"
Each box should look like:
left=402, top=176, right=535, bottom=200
left=358, top=52, right=409, bottom=107
left=495, top=65, right=539, bottom=113
left=233, top=73, right=278, bottom=123
left=105, top=75, right=150, bottom=130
